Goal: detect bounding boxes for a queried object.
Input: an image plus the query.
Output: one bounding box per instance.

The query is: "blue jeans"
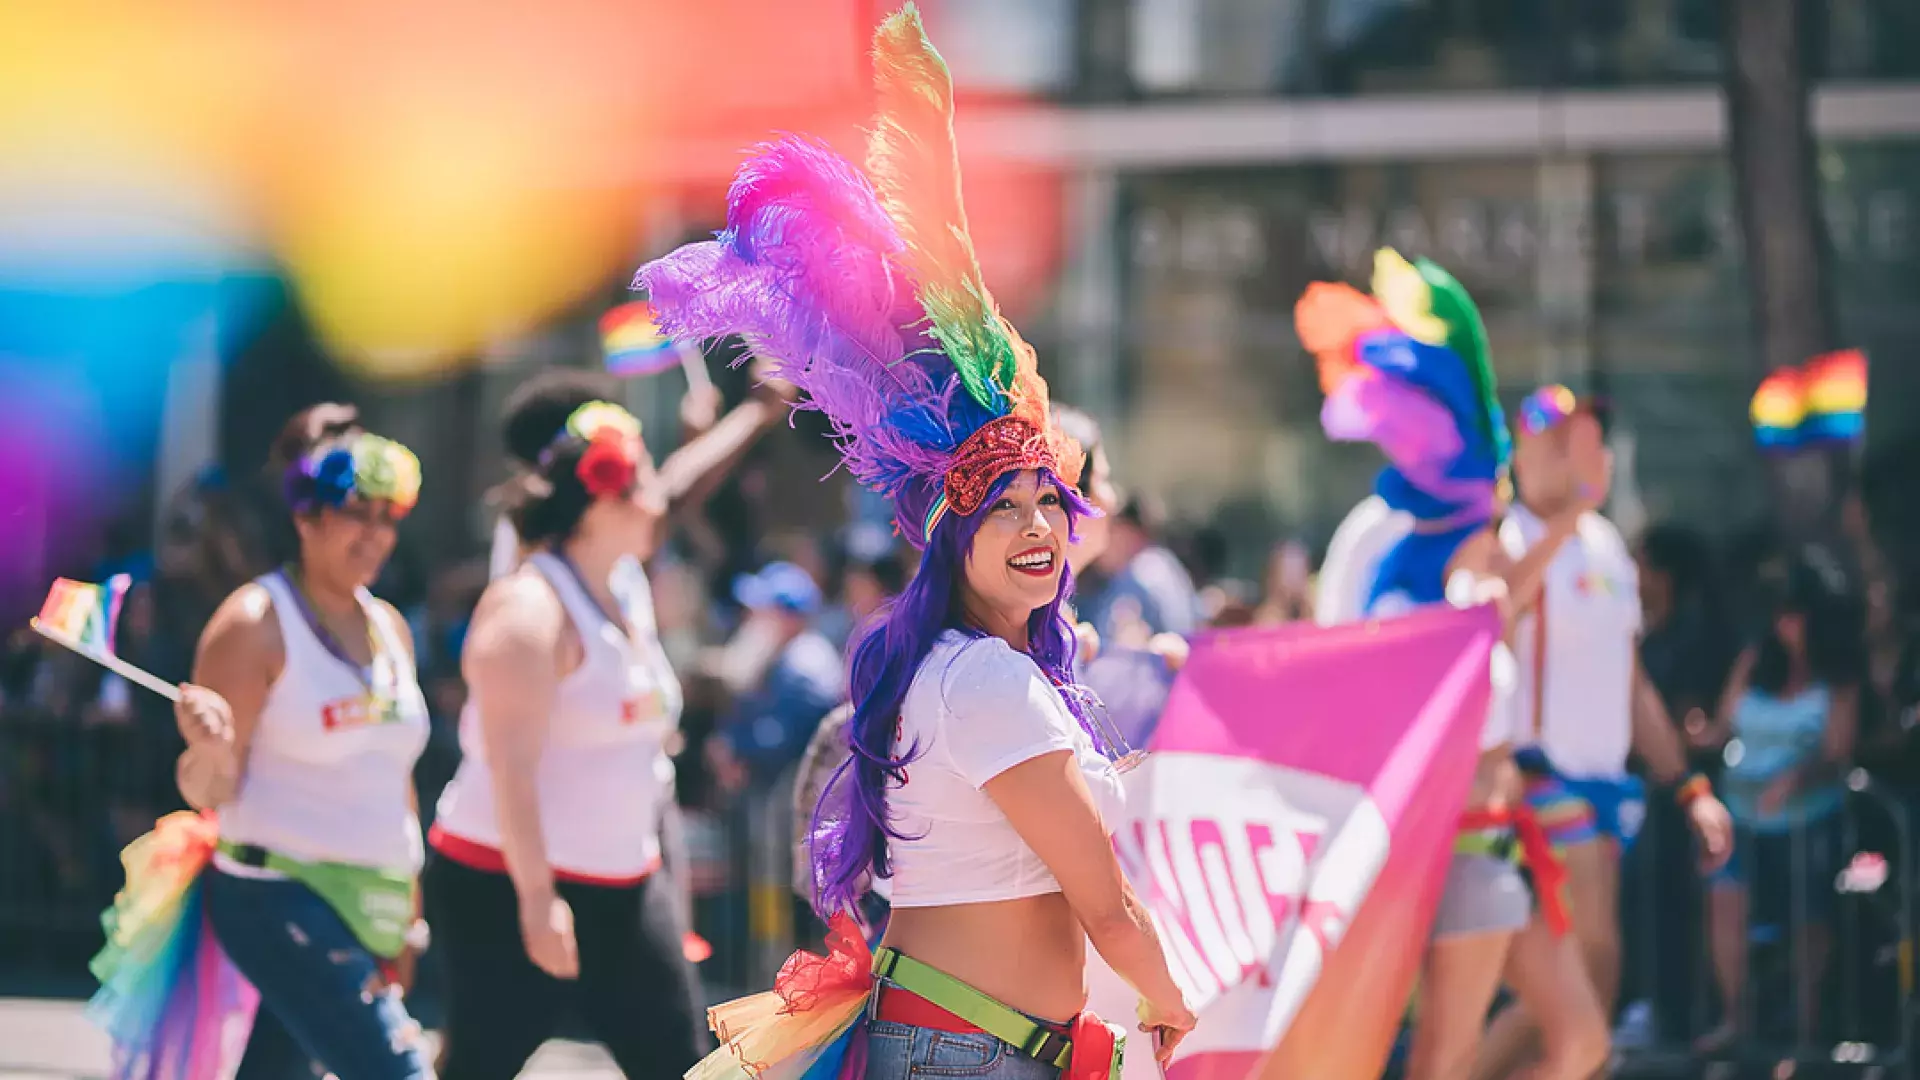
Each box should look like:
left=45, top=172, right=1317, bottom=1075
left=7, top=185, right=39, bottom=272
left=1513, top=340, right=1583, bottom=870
left=864, top=1020, right=1062, bottom=1080
left=204, top=870, right=431, bottom=1080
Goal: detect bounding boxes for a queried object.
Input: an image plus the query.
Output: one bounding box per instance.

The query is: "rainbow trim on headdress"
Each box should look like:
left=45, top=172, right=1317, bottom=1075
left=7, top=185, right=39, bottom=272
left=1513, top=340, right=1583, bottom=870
left=1298, top=249, right=1507, bottom=610
left=86, top=811, right=259, bottom=1080
left=637, top=3, right=1080, bottom=549
left=283, top=433, right=422, bottom=518
left=1752, top=349, right=1866, bottom=450
left=601, top=301, right=681, bottom=378
left=38, top=575, right=131, bottom=656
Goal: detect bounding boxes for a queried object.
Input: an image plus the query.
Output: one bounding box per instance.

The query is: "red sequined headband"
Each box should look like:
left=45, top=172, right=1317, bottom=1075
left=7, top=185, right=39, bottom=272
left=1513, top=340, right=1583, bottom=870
left=922, top=415, right=1084, bottom=541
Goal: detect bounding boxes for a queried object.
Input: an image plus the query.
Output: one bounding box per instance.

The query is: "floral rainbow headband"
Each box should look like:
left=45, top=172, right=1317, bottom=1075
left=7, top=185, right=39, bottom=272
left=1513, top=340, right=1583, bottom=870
left=285, top=433, right=422, bottom=518
left=540, top=400, right=644, bottom=499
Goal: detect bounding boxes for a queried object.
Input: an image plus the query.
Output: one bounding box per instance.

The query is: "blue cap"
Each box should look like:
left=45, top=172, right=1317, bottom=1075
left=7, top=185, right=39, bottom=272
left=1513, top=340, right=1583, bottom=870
left=733, top=561, right=822, bottom=615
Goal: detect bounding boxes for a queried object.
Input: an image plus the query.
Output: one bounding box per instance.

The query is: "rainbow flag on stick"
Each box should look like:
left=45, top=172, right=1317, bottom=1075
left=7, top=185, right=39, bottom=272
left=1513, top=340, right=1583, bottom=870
left=1752, top=349, right=1866, bottom=450
left=602, top=300, right=689, bottom=378
left=31, top=575, right=179, bottom=702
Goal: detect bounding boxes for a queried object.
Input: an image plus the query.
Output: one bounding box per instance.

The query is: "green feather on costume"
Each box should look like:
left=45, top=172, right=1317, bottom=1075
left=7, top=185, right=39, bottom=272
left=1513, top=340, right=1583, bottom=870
left=867, top=4, right=1021, bottom=417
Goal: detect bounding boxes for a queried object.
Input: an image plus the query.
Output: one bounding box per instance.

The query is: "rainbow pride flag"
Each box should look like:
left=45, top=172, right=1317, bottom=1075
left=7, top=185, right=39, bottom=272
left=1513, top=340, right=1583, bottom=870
left=1752, top=349, right=1866, bottom=450
left=601, top=301, right=682, bottom=377
left=37, top=575, right=131, bottom=655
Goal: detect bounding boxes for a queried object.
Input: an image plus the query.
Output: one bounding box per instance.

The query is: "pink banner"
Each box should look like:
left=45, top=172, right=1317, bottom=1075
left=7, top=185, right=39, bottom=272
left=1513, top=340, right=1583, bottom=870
left=1086, top=604, right=1497, bottom=1080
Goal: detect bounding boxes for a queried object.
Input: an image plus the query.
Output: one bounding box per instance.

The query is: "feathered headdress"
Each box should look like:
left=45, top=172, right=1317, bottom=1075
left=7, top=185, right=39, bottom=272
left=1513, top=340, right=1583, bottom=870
left=1297, top=249, right=1508, bottom=608
left=637, top=4, right=1080, bottom=547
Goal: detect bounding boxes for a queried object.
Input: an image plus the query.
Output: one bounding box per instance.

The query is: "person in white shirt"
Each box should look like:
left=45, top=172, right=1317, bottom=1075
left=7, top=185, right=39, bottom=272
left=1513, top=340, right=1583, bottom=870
left=427, top=372, right=788, bottom=1080
left=174, top=403, right=432, bottom=1079
left=639, top=18, right=1197, bottom=1070
left=1471, top=386, right=1733, bottom=1080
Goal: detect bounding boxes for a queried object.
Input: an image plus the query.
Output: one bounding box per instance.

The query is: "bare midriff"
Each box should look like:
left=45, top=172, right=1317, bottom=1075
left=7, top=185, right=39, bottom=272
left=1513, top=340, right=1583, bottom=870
left=881, top=892, right=1088, bottom=1023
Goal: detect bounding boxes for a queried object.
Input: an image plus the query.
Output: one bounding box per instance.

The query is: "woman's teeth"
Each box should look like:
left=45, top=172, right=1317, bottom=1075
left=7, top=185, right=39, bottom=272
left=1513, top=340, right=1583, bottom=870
left=1009, top=551, right=1054, bottom=572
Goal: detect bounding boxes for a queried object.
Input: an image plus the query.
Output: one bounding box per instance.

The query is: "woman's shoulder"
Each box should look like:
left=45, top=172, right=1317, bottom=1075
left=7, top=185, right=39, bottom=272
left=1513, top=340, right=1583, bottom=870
left=929, top=631, right=1044, bottom=690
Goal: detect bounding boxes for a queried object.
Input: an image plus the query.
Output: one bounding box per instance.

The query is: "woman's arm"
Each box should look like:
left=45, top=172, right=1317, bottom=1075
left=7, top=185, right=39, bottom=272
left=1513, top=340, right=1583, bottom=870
left=179, top=585, right=282, bottom=808
left=463, top=575, right=566, bottom=906
left=656, top=372, right=796, bottom=519
left=985, top=753, right=1188, bottom=1022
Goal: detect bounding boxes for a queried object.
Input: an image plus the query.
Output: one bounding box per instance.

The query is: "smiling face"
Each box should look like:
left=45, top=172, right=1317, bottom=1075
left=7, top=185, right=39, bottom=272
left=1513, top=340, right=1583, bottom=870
left=961, top=469, right=1070, bottom=626
left=297, top=499, right=402, bottom=591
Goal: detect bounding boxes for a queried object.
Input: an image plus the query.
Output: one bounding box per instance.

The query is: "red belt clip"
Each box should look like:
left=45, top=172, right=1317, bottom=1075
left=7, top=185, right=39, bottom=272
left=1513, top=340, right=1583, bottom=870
left=1460, top=803, right=1571, bottom=937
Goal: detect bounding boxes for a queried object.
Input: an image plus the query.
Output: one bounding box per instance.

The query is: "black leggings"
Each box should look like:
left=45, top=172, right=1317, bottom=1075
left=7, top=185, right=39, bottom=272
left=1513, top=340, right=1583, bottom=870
left=423, top=854, right=709, bottom=1080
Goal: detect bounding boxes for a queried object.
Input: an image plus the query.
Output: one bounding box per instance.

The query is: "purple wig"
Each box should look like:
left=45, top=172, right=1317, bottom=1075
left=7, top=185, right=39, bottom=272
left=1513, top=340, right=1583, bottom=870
left=806, top=469, right=1099, bottom=916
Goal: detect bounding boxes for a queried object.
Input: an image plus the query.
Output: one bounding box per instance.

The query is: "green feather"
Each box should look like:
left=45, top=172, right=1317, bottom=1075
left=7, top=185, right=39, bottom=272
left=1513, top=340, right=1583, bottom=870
left=868, top=4, right=1019, bottom=416
left=1414, top=257, right=1510, bottom=468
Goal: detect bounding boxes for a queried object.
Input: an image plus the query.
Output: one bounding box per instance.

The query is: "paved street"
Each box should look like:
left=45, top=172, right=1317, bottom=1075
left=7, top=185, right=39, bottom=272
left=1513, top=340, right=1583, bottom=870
left=0, top=998, right=623, bottom=1079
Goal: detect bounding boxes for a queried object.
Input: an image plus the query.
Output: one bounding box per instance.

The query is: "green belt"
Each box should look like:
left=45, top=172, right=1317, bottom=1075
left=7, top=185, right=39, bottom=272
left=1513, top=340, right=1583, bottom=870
left=217, top=840, right=416, bottom=959
left=1453, top=828, right=1518, bottom=862
left=871, top=948, right=1088, bottom=1071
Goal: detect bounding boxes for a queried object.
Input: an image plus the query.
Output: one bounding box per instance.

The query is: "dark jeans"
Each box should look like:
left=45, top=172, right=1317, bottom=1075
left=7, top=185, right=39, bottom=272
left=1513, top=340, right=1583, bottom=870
left=422, top=854, right=709, bottom=1080
left=204, top=870, right=431, bottom=1080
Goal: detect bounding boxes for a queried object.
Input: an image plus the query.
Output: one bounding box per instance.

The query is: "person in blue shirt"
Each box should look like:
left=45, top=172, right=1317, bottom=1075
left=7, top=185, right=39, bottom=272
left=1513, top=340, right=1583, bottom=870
left=706, top=562, right=847, bottom=790
left=1695, top=560, right=1861, bottom=1052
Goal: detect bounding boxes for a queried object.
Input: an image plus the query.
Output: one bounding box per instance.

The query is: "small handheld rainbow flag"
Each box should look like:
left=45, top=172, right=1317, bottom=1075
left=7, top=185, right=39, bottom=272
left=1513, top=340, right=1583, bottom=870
left=601, top=301, right=683, bottom=378
left=38, top=575, right=131, bottom=655
left=1751, top=349, right=1866, bottom=451
left=31, top=575, right=179, bottom=702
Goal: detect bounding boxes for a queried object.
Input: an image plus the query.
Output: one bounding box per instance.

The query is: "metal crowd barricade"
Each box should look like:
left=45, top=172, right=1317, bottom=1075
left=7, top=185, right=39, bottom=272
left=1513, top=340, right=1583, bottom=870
left=1618, top=766, right=1916, bottom=1078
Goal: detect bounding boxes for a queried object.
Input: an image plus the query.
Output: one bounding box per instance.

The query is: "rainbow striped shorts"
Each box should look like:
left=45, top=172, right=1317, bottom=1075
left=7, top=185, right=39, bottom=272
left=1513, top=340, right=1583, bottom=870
left=1514, top=747, right=1645, bottom=853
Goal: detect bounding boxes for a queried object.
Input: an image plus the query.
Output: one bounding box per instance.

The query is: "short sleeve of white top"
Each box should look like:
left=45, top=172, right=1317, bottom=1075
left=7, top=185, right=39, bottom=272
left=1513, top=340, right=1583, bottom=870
left=884, top=631, right=1126, bottom=908
left=1501, top=507, right=1642, bottom=779
left=1369, top=588, right=1518, bottom=751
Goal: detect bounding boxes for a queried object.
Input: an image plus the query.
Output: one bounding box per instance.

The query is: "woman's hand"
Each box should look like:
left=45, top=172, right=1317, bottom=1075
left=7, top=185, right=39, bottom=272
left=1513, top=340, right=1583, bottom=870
left=175, top=683, right=234, bottom=746
left=1147, top=633, right=1190, bottom=673
left=1690, top=789, right=1736, bottom=872
left=1138, top=994, right=1198, bottom=1064
left=517, top=890, right=580, bottom=979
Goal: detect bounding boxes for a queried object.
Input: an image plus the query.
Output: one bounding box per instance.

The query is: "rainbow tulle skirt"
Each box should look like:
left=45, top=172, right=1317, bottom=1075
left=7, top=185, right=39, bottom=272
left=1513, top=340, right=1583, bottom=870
left=688, top=913, right=873, bottom=1080
left=86, top=811, right=260, bottom=1080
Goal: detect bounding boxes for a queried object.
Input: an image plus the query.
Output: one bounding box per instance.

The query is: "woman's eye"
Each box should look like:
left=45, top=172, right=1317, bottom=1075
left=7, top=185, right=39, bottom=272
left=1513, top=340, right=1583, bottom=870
left=1040, top=492, right=1061, bottom=506
left=993, top=499, right=1016, bottom=512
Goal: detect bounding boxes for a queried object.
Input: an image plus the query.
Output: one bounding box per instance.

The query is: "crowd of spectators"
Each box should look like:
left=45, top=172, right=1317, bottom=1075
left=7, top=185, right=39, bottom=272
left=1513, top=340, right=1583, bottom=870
left=2, top=413, right=1914, bottom=1057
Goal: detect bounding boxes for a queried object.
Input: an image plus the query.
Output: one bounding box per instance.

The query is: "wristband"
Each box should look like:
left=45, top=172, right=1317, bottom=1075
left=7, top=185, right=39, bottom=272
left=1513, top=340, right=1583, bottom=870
left=1675, top=774, right=1712, bottom=808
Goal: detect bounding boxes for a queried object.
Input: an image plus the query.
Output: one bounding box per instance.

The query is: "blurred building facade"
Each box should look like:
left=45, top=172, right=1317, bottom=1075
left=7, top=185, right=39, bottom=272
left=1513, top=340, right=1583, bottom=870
left=146, top=0, right=1920, bottom=587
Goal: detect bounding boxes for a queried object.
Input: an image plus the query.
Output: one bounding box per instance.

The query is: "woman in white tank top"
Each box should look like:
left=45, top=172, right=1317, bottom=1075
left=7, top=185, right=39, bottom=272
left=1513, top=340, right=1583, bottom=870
left=424, top=371, right=790, bottom=1080
left=171, top=403, right=434, bottom=1080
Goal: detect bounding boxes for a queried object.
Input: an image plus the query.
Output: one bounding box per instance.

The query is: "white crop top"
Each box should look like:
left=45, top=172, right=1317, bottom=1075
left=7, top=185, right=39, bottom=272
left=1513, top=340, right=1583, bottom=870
left=433, top=552, right=683, bottom=881
left=217, top=573, right=430, bottom=871
left=883, top=632, right=1126, bottom=909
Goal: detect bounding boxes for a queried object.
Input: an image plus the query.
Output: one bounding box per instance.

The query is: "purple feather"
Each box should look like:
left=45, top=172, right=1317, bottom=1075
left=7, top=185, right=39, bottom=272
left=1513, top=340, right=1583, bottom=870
left=639, top=137, right=973, bottom=500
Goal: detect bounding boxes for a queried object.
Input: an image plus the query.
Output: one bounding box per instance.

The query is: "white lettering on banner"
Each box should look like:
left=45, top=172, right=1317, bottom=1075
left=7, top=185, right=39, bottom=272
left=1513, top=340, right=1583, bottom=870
left=1111, top=752, right=1373, bottom=1009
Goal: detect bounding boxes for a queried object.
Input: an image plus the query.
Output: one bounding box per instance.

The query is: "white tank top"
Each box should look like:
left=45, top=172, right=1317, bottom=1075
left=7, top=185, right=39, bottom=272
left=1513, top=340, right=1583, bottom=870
left=216, top=573, right=430, bottom=871
left=1500, top=506, right=1642, bottom=778
left=432, top=552, right=682, bottom=882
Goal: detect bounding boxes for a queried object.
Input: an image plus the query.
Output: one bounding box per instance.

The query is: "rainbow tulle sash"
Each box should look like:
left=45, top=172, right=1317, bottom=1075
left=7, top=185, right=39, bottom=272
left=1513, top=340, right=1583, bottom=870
left=87, top=811, right=260, bottom=1080
left=688, top=913, right=873, bottom=1080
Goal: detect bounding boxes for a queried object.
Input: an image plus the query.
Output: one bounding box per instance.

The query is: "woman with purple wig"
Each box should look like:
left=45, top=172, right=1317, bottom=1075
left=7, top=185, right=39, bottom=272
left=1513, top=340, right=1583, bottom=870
left=640, top=8, right=1193, bottom=1080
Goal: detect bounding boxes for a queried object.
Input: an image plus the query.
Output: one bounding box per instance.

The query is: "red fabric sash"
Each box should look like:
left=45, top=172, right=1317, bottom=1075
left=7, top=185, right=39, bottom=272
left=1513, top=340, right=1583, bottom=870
left=1459, top=803, right=1571, bottom=936
left=874, top=986, right=1117, bottom=1080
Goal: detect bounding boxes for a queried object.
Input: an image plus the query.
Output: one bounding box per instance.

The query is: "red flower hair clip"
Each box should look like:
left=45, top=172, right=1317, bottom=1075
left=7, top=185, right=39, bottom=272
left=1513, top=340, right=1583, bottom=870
left=542, top=401, right=643, bottom=500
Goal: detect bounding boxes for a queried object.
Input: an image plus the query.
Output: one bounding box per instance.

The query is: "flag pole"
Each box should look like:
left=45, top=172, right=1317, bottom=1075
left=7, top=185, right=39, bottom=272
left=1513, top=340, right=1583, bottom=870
left=678, top=341, right=714, bottom=395
left=30, top=619, right=182, bottom=703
